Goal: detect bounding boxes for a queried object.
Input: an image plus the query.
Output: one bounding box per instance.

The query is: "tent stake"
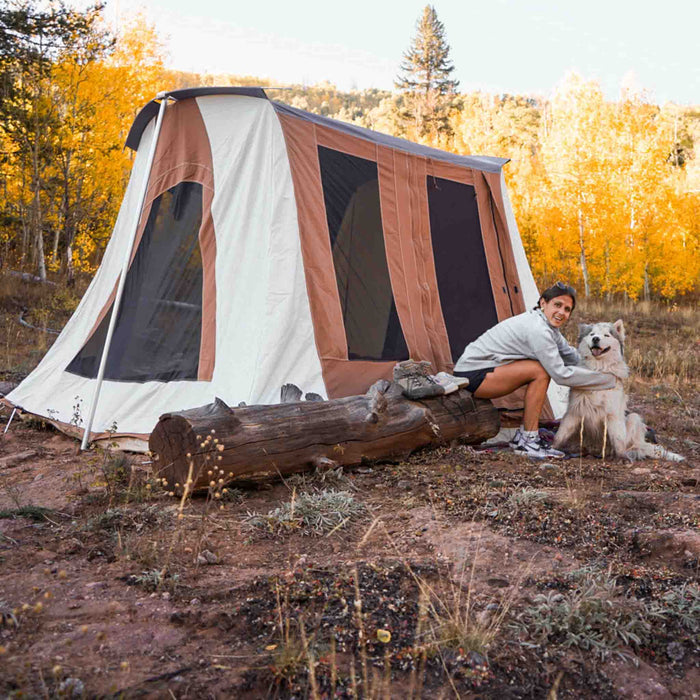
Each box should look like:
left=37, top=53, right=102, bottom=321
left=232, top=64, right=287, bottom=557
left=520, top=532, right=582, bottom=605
left=80, top=94, right=170, bottom=450
left=3, top=407, right=17, bottom=436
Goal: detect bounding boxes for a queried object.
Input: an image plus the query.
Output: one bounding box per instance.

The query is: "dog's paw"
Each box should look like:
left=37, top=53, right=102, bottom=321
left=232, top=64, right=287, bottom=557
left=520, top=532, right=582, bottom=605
left=623, top=449, right=643, bottom=463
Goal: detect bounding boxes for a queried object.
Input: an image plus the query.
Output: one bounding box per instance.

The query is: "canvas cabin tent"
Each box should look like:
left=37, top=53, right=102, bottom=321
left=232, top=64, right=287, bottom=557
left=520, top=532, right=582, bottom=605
left=4, top=87, right=567, bottom=450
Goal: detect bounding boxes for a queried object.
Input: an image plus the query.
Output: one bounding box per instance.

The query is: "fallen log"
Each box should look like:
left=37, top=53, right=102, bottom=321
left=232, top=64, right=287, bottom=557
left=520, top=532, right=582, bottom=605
left=149, top=381, right=500, bottom=490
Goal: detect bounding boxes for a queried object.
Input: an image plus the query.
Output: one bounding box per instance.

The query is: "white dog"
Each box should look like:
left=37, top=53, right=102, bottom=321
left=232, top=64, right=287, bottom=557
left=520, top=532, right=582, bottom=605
left=553, top=320, right=684, bottom=462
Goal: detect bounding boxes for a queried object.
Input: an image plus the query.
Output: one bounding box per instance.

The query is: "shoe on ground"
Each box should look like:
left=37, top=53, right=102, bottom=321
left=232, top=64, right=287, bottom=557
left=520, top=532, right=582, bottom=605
left=431, top=373, right=459, bottom=394
left=511, top=429, right=565, bottom=459
left=434, top=371, right=469, bottom=390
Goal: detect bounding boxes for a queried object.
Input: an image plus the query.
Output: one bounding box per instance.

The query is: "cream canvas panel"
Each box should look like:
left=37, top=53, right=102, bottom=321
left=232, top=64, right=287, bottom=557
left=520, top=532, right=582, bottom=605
left=4, top=120, right=204, bottom=433
left=7, top=120, right=219, bottom=435
left=197, top=96, right=325, bottom=405
left=500, top=171, right=568, bottom=418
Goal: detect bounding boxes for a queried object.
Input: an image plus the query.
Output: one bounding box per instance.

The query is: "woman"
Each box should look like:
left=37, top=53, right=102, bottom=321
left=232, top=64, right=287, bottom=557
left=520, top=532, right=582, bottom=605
left=453, top=282, right=615, bottom=459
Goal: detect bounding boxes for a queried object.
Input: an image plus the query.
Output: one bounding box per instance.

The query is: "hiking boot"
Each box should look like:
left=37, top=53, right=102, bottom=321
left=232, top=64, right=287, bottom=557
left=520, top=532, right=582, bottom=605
left=393, top=360, right=445, bottom=400
left=434, top=371, right=469, bottom=390
left=511, top=429, right=565, bottom=459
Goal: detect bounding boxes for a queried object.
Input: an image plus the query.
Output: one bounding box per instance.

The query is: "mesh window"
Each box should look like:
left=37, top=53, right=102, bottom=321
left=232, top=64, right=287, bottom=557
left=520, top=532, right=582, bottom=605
left=427, top=175, right=498, bottom=362
left=318, top=146, right=408, bottom=362
left=67, top=181, right=205, bottom=382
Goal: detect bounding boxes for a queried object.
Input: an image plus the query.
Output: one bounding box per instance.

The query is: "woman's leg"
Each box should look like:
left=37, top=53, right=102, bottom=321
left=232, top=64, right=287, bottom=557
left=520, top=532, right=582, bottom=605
left=473, top=361, right=550, bottom=431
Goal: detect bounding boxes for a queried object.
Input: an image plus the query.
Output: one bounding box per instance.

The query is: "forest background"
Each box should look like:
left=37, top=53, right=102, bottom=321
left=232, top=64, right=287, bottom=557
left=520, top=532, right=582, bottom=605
left=1, top=2, right=698, bottom=301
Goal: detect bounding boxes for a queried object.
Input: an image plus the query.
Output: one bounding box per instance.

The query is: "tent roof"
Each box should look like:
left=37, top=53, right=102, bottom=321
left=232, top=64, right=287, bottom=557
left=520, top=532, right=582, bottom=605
left=125, top=87, right=268, bottom=150
left=125, top=86, right=508, bottom=173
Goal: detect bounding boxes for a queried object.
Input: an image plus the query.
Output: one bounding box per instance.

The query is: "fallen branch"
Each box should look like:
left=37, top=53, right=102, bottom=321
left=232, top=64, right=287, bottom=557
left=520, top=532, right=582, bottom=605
left=149, top=381, right=500, bottom=490
left=18, top=308, right=60, bottom=335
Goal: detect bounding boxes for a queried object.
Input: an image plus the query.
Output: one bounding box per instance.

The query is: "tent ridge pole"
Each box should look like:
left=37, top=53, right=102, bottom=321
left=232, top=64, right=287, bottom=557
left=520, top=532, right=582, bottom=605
left=80, top=96, right=170, bottom=450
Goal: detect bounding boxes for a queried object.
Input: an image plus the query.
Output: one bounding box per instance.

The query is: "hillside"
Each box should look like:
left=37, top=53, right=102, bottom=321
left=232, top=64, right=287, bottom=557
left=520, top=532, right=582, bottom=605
left=1, top=281, right=698, bottom=698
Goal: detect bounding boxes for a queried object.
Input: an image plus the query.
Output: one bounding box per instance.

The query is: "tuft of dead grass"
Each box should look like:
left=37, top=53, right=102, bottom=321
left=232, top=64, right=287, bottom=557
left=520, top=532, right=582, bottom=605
left=576, top=298, right=699, bottom=386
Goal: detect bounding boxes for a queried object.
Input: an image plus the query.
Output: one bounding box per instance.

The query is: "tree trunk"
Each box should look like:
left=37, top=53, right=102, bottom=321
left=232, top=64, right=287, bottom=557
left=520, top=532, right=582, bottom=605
left=643, top=262, right=650, bottom=302
left=577, top=207, right=589, bottom=297
left=149, top=381, right=500, bottom=491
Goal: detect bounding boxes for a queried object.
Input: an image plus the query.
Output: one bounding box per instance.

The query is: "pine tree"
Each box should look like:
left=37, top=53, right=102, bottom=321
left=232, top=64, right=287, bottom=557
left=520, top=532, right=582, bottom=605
left=395, top=5, right=459, bottom=141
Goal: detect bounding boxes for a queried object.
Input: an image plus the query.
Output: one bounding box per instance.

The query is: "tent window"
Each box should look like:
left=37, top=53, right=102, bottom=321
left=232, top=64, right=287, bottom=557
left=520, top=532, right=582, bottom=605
left=318, top=145, right=408, bottom=362
left=427, top=175, right=498, bottom=362
left=67, top=181, right=204, bottom=382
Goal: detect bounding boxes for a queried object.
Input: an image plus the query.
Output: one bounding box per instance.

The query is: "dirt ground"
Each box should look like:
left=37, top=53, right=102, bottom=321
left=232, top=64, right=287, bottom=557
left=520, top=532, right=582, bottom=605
left=0, top=380, right=698, bottom=699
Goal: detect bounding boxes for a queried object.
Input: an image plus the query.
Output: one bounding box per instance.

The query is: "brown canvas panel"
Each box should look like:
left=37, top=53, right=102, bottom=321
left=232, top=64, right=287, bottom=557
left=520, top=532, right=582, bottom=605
left=321, top=358, right=395, bottom=399
left=276, top=112, right=348, bottom=365
left=82, top=99, right=217, bottom=381
left=483, top=171, right=526, bottom=316
left=0, top=400, right=150, bottom=443
left=315, top=124, right=377, bottom=161
left=425, top=160, right=475, bottom=187
left=473, top=171, right=512, bottom=321
left=376, top=147, right=432, bottom=363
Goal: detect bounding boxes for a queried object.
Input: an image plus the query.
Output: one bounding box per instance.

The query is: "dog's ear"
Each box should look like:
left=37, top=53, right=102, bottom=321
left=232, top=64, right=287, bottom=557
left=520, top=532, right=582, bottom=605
left=613, top=319, right=625, bottom=342
left=578, top=323, right=592, bottom=344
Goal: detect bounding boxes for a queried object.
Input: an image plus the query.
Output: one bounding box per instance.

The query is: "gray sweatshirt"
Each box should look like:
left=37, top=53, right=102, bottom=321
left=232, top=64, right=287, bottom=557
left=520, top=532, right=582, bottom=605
left=454, top=309, right=616, bottom=390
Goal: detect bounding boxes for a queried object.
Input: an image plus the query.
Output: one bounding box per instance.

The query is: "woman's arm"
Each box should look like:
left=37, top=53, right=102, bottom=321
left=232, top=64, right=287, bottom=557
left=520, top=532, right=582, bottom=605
left=554, top=331, right=581, bottom=366
left=531, top=331, right=615, bottom=390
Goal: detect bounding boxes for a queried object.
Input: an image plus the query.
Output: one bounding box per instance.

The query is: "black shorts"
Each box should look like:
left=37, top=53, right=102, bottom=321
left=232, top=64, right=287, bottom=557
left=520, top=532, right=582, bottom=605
left=452, top=367, right=496, bottom=394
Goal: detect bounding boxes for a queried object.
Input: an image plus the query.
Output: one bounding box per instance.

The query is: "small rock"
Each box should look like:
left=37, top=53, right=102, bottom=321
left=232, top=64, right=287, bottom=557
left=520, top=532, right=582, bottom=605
left=0, top=449, right=39, bottom=469
left=190, top=598, right=201, bottom=606
left=33, top=473, right=44, bottom=481
left=161, top=591, right=170, bottom=600
left=397, top=480, right=412, bottom=490
left=486, top=577, right=510, bottom=588
left=0, top=380, right=18, bottom=396
left=197, top=550, right=218, bottom=565
left=539, top=462, right=558, bottom=471
left=475, top=609, right=492, bottom=625
left=58, top=678, right=84, bottom=699
left=85, top=581, right=107, bottom=590
left=667, top=642, right=685, bottom=661
left=467, top=650, right=486, bottom=667
left=632, top=467, right=651, bottom=475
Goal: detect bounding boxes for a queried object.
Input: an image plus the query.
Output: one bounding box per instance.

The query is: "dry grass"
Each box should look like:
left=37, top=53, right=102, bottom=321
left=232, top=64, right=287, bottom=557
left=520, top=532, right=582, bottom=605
left=0, top=273, right=84, bottom=382
left=576, top=297, right=699, bottom=386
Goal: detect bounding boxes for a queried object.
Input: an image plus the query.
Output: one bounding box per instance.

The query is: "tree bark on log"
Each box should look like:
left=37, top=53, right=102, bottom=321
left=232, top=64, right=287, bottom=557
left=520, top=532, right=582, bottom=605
left=149, top=381, right=500, bottom=490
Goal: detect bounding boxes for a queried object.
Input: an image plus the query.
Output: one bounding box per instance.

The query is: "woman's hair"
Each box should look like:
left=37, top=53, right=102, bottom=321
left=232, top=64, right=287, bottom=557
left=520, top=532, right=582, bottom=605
left=536, top=281, right=577, bottom=311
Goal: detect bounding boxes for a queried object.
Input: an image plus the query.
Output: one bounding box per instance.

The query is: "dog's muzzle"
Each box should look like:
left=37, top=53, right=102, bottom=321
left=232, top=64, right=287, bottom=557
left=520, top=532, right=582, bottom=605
left=589, top=337, right=610, bottom=357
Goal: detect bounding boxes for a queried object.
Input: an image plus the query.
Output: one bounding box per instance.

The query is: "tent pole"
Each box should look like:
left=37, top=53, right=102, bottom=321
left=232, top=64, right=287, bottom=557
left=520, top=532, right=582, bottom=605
left=80, top=95, right=170, bottom=450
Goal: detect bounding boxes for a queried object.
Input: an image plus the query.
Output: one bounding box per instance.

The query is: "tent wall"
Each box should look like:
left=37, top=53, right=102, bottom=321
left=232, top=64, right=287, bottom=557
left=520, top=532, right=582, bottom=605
left=7, top=96, right=325, bottom=437
left=276, top=109, right=529, bottom=400
left=6, top=90, right=562, bottom=445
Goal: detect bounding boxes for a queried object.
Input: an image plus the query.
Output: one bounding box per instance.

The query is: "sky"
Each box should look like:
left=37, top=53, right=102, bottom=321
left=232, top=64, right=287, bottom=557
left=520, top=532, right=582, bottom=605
left=102, top=0, right=699, bottom=105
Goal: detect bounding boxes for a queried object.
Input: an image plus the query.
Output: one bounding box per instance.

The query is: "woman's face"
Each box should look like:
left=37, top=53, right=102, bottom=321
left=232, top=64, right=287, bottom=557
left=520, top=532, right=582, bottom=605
left=540, top=294, right=574, bottom=328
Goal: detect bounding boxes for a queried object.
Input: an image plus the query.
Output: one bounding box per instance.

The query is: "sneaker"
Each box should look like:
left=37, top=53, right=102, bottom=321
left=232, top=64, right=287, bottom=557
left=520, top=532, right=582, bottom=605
left=511, top=430, right=565, bottom=459
left=431, top=373, right=459, bottom=394
left=393, top=360, right=445, bottom=400
left=435, top=371, right=469, bottom=390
